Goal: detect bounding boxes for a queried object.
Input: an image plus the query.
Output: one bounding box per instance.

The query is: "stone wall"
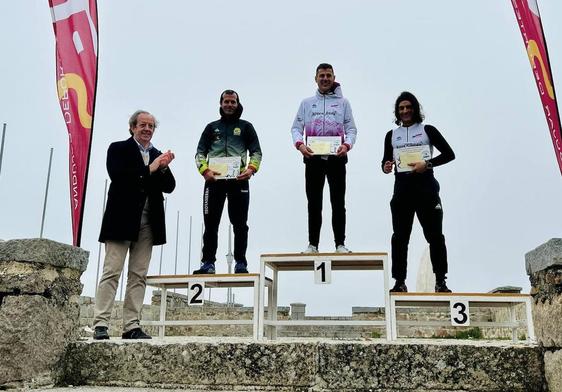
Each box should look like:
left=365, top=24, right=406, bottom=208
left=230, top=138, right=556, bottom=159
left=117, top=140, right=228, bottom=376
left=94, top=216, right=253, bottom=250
left=0, top=239, right=88, bottom=390
left=526, top=238, right=562, bottom=391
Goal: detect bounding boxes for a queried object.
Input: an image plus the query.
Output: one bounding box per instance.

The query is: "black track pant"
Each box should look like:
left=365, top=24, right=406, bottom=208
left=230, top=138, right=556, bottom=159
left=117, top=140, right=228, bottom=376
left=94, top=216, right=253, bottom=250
left=305, top=156, right=347, bottom=247
left=390, top=174, right=447, bottom=281
left=201, top=179, right=249, bottom=264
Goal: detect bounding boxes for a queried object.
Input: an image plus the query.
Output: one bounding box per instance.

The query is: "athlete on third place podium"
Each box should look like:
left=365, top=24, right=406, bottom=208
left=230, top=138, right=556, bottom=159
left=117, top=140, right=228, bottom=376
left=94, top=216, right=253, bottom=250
left=381, top=91, right=455, bottom=293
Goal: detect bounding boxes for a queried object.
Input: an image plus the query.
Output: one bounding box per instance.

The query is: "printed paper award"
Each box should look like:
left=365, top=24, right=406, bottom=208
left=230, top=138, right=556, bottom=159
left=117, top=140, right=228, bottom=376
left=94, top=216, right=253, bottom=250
left=208, top=156, right=241, bottom=179
left=306, top=136, right=341, bottom=155
left=395, top=145, right=431, bottom=172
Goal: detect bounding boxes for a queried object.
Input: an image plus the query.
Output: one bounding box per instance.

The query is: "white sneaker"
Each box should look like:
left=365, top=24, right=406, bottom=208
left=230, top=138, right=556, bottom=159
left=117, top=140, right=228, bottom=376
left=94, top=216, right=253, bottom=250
left=302, top=244, right=319, bottom=254
left=335, top=245, right=351, bottom=253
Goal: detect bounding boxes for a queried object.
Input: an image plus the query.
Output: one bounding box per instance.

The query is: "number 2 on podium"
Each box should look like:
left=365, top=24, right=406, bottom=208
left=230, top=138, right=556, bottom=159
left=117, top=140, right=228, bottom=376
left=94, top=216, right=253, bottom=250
left=314, top=260, right=332, bottom=284
left=188, top=281, right=205, bottom=306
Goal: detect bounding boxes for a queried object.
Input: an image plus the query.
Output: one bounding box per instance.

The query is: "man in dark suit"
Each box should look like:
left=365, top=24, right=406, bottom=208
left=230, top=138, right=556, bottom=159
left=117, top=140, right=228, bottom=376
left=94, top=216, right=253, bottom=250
left=93, top=110, right=175, bottom=340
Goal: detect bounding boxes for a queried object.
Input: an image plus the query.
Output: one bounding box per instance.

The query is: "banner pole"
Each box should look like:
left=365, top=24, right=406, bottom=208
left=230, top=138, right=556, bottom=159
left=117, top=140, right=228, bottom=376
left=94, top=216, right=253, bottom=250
left=174, top=211, right=180, bottom=275
left=0, top=123, right=6, bottom=177
left=173, top=211, right=180, bottom=295
left=187, top=215, right=193, bottom=274
left=226, top=224, right=233, bottom=305
left=40, top=148, right=54, bottom=238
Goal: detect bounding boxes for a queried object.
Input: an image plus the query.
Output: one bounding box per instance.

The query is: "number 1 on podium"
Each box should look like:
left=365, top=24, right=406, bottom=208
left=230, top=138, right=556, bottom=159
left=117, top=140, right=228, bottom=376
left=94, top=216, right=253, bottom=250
left=314, top=260, right=332, bottom=284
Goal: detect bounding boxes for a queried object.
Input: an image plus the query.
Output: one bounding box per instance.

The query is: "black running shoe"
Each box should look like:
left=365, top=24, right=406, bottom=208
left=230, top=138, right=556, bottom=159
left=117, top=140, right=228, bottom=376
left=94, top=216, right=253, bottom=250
left=435, top=280, right=452, bottom=293
left=122, top=328, right=152, bottom=339
left=234, top=261, right=249, bottom=274
left=93, top=326, right=109, bottom=340
left=389, top=281, right=408, bottom=293
left=193, top=262, right=216, bottom=274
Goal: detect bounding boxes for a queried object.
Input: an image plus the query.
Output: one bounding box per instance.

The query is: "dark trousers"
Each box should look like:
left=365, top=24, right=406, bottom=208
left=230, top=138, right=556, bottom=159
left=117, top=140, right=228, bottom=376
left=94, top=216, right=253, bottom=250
left=390, top=174, right=447, bottom=281
left=202, top=179, right=249, bottom=264
left=305, top=156, right=347, bottom=247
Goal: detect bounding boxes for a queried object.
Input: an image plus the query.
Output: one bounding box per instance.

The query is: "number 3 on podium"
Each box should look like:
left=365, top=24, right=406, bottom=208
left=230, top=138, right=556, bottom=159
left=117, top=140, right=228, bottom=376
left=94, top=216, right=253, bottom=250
left=450, top=300, right=470, bottom=326
left=188, top=281, right=205, bottom=306
left=314, top=260, right=332, bottom=284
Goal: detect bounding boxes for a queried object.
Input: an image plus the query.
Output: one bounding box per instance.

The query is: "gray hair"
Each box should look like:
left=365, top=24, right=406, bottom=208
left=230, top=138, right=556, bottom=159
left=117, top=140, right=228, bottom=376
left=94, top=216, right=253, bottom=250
left=128, top=110, right=158, bottom=135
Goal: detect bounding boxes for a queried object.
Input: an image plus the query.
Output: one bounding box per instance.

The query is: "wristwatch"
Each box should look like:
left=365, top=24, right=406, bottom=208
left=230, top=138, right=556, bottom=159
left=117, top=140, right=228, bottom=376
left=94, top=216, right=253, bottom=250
left=425, top=160, right=433, bottom=169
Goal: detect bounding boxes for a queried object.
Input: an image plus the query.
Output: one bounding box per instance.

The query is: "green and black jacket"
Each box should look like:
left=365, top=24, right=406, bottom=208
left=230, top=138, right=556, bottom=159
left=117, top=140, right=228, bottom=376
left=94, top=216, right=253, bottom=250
left=195, top=112, right=262, bottom=175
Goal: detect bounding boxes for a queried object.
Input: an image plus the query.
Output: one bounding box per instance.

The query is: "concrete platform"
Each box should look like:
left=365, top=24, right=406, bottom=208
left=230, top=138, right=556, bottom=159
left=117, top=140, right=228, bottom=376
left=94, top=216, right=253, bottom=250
left=55, top=337, right=544, bottom=391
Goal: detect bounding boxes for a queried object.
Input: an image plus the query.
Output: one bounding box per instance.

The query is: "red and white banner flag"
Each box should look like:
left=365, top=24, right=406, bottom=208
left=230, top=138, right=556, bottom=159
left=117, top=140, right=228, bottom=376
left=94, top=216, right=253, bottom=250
left=49, top=0, right=98, bottom=246
left=512, top=0, right=562, bottom=175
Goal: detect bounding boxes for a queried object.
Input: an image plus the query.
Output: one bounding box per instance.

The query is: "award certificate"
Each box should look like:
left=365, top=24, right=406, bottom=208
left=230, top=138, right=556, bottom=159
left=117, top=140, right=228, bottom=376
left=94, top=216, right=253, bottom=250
left=307, top=136, right=341, bottom=155
left=208, top=156, right=241, bottom=179
left=395, top=145, right=431, bottom=172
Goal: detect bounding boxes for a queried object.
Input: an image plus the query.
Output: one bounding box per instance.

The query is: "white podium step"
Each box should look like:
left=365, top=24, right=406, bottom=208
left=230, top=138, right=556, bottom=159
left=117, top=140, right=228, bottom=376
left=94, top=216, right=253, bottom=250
left=258, top=252, right=391, bottom=340
left=389, top=292, right=535, bottom=342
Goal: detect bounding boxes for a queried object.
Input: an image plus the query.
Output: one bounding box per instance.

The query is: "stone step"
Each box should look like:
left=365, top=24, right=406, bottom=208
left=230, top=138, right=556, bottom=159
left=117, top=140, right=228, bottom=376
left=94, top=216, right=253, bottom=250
left=37, top=388, right=219, bottom=392
left=56, top=337, right=544, bottom=391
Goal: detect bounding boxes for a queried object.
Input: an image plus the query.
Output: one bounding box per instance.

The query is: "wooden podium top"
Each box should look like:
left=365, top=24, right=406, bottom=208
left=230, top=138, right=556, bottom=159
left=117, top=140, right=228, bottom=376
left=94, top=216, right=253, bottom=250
left=260, top=252, right=388, bottom=271
left=146, top=273, right=272, bottom=289
left=390, top=292, right=530, bottom=297
left=390, top=292, right=531, bottom=307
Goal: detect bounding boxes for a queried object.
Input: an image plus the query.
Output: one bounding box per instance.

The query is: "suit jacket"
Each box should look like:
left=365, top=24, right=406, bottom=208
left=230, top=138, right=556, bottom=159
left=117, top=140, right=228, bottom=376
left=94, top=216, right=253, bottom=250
left=99, top=137, right=175, bottom=245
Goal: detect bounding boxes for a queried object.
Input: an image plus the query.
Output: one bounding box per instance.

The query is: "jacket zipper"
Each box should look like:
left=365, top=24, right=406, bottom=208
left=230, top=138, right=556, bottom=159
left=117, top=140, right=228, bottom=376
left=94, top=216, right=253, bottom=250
left=406, top=125, right=409, bottom=143
left=323, top=95, right=326, bottom=133
left=224, top=123, right=228, bottom=156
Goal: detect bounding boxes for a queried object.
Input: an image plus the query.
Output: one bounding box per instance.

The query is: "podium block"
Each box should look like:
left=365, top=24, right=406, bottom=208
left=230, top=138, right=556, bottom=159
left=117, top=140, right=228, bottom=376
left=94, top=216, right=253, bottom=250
left=258, top=252, right=391, bottom=340
left=144, top=273, right=272, bottom=340
left=389, top=292, right=535, bottom=342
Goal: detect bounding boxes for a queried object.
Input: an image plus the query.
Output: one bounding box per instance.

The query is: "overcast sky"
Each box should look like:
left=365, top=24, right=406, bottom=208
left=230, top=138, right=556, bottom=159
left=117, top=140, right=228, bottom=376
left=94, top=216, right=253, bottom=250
left=1, top=1, right=561, bottom=315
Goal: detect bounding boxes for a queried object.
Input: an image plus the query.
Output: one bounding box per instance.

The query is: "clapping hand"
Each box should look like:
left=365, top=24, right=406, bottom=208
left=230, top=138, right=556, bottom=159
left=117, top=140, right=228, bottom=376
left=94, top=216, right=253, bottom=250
left=149, top=150, right=175, bottom=173
left=158, top=150, right=175, bottom=168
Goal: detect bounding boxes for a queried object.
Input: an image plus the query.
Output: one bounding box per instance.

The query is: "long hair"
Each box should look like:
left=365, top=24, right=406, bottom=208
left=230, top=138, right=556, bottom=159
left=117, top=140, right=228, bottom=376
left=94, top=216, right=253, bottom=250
left=394, top=91, right=424, bottom=125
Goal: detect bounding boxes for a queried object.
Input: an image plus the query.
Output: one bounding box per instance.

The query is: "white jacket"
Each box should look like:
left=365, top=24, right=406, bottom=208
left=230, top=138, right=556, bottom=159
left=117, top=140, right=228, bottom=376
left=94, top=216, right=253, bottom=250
left=291, top=85, right=357, bottom=149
